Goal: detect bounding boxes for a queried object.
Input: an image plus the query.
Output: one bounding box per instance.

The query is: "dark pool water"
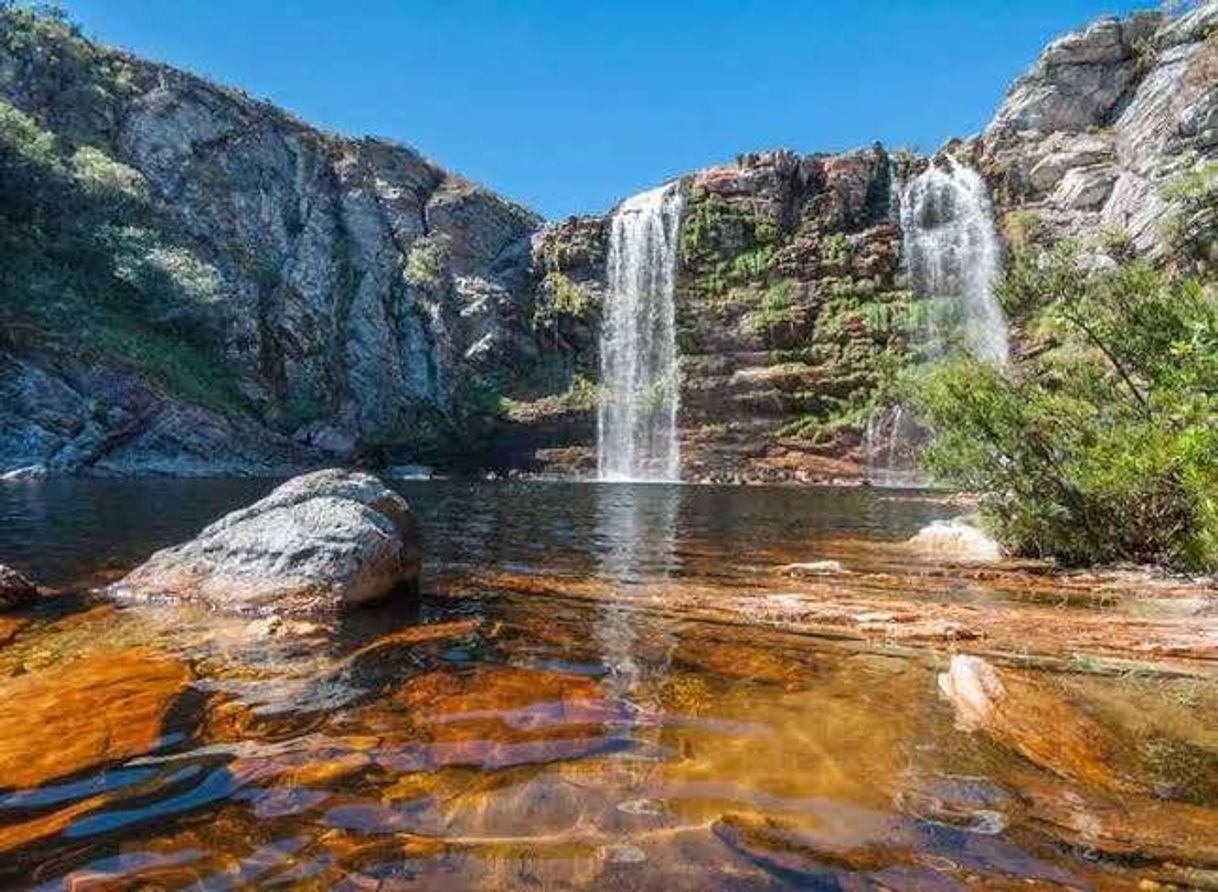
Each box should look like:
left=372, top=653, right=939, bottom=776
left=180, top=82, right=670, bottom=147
left=0, top=479, right=1213, bottom=890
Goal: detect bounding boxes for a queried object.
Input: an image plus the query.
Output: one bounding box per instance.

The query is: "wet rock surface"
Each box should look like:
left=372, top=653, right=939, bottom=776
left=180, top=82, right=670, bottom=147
left=0, top=565, right=37, bottom=610
left=0, top=647, right=190, bottom=789
left=938, top=655, right=1137, bottom=792
left=113, top=469, right=422, bottom=614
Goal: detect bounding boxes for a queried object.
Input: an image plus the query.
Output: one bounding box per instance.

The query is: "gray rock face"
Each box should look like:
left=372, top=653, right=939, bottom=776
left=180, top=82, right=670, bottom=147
left=981, top=3, right=1218, bottom=256
left=0, top=341, right=313, bottom=477
left=0, top=565, right=38, bottom=610
left=988, top=17, right=1140, bottom=135
left=113, top=469, right=422, bottom=614
left=0, top=14, right=544, bottom=477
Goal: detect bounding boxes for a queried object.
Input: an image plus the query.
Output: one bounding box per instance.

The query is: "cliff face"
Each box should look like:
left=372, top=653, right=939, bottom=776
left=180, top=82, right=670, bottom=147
left=2, top=4, right=1216, bottom=480
left=0, top=9, right=548, bottom=477
left=520, top=2, right=1218, bottom=483
left=977, top=3, right=1218, bottom=264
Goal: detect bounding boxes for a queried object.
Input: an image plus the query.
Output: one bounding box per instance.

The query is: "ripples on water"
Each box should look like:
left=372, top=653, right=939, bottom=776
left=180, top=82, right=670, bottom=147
left=0, top=480, right=1213, bottom=889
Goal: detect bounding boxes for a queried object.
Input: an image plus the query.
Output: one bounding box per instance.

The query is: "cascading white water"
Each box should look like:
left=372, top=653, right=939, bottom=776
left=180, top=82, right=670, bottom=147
left=900, top=157, right=1010, bottom=364
left=866, top=156, right=1010, bottom=486
left=597, top=183, right=684, bottom=482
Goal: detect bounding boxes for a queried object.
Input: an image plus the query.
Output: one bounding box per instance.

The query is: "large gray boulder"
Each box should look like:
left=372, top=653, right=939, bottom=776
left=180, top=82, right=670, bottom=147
left=113, top=469, right=422, bottom=614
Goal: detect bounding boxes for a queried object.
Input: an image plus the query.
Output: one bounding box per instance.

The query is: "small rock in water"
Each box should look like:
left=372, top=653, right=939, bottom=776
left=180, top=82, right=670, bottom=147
left=112, top=469, right=422, bottom=615
left=0, top=564, right=39, bottom=610
left=780, top=560, right=847, bottom=577
left=617, top=798, right=666, bottom=816
left=907, top=519, right=1002, bottom=562
left=938, top=654, right=1138, bottom=793
left=602, top=843, right=647, bottom=864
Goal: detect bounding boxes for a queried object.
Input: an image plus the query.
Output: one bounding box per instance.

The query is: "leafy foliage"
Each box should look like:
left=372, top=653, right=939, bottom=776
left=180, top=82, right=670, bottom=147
left=532, top=271, right=596, bottom=329
left=911, top=256, right=1218, bottom=571
left=0, top=81, right=241, bottom=414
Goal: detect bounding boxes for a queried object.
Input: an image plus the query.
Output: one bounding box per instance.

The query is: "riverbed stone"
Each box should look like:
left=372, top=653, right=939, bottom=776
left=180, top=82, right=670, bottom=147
left=938, top=655, right=1137, bottom=793
left=113, top=469, right=422, bottom=615
left=906, top=519, right=1003, bottom=562
left=0, top=648, right=191, bottom=789
left=0, top=565, right=38, bottom=610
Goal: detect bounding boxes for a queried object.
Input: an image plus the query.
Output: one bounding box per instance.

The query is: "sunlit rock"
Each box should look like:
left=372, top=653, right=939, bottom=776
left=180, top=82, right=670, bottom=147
left=907, top=519, right=1002, bottom=562
left=779, top=560, right=847, bottom=578
left=0, top=565, right=38, bottom=610
left=938, top=655, right=1136, bottom=793
left=113, top=469, right=422, bottom=615
left=0, top=648, right=190, bottom=789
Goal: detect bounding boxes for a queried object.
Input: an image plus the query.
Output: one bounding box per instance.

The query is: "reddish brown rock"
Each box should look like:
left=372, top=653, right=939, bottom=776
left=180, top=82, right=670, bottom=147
left=938, top=655, right=1137, bottom=794
left=0, top=648, right=191, bottom=789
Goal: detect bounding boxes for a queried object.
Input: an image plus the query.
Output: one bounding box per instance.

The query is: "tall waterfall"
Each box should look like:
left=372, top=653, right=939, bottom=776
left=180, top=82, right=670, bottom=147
left=597, top=183, right=684, bottom=482
left=900, top=157, right=1010, bottom=364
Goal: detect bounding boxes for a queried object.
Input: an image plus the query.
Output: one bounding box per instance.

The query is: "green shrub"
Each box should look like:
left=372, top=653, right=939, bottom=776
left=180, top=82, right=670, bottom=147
left=533, top=271, right=595, bottom=329
left=911, top=261, right=1218, bottom=571
left=405, top=234, right=451, bottom=290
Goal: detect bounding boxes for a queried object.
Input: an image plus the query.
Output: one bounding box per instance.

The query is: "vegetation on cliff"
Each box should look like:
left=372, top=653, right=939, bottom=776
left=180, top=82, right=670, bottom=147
left=0, top=89, right=240, bottom=414
left=912, top=227, right=1218, bottom=571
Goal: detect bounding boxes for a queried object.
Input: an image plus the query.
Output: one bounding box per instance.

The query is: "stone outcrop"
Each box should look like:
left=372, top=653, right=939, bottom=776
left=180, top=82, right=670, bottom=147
left=978, top=3, right=1218, bottom=259
left=114, top=469, right=422, bottom=614
left=675, top=147, right=907, bottom=483
left=0, top=564, right=38, bottom=610
left=0, top=10, right=546, bottom=478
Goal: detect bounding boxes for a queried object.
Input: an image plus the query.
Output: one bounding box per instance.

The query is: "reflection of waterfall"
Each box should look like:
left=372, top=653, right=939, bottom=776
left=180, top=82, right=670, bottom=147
left=864, top=405, right=923, bottom=488
left=900, top=157, right=1009, bottom=364
left=868, top=157, right=1010, bottom=485
left=598, top=184, right=684, bottom=483
left=593, top=482, right=680, bottom=826
left=593, top=483, right=680, bottom=699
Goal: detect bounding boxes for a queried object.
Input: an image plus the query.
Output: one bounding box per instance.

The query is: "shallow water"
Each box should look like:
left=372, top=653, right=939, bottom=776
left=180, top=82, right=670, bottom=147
left=0, top=480, right=1215, bottom=890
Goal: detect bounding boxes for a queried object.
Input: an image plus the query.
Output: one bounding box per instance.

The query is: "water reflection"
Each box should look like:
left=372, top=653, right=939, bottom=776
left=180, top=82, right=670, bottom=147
left=593, top=481, right=679, bottom=706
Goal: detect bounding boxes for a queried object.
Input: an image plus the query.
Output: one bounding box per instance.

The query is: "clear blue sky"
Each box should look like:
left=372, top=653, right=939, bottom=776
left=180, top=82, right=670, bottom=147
left=58, top=0, right=1149, bottom=219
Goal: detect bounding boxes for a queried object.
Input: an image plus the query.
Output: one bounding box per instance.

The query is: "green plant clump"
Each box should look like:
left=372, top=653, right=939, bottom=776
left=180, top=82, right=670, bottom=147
left=0, top=82, right=243, bottom=415
left=910, top=253, right=1218, bottom=571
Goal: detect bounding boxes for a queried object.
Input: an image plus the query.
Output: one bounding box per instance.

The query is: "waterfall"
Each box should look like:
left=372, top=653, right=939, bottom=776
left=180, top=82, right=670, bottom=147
left=597, top=183, right=684, bottom=482
left=866, top=156, right=1009, bottom=486
left=900, top=157, right=1010, bottom=364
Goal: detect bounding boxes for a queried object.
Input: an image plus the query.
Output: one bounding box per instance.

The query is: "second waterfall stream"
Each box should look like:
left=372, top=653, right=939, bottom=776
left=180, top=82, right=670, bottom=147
left=900, top=156, right=1010, bottom=364
left=868, top=156, right=1011, bottom=484
left=597, top=183, right=684, bottom=483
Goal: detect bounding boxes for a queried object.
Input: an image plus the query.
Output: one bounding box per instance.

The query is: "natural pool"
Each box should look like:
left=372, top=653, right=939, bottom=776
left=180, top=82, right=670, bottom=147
left=0, top=480, right=1215, bottom=889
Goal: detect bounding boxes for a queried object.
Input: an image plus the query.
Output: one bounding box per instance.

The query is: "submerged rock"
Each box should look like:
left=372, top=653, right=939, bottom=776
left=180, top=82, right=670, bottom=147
left=0, top=648, right=190, bottom=789
left=113, top=469, right=422, bottom=615
left=938, top=655, right=1136, bottom=793
left=0, top=565, right=38, bottom=610
left=779, top=560, right=847, bottom=578
left=907, top=519, right=1002, bottom=562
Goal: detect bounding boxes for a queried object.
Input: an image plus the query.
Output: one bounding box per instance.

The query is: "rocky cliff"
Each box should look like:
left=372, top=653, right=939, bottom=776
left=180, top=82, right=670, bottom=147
left=0, top=7, right=557, bottom=477
left=976, top=3, right=1218, bottom=268
left=519, top=1, right=1218, bottom=483
left=2, top=3, right=1216, bottom=481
